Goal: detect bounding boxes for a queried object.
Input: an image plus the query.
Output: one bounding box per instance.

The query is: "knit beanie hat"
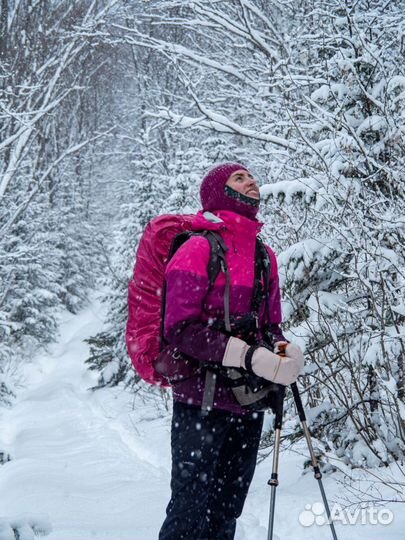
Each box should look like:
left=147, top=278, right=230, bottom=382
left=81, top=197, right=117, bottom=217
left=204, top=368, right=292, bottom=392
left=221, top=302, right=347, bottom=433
left=200, top=162, right=260, bottom=220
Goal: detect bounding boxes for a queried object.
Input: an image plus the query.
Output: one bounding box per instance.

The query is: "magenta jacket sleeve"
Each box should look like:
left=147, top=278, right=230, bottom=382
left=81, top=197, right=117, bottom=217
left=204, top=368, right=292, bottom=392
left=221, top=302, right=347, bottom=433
left=163, top=236, right=229, bottom=364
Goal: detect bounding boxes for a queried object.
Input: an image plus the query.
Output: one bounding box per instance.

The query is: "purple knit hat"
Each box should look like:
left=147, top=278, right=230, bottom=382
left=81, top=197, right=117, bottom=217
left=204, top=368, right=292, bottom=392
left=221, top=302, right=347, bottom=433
left=200, top=162, right=260, bottom=220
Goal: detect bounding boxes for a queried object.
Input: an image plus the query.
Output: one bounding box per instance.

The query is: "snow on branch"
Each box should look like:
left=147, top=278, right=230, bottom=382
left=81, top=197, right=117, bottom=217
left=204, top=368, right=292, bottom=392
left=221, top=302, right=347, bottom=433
left=261, top=177, right=324, bottom=202
left=147, top=101, right=296, bottom=151
left=112, top=23, right=256, bottom=86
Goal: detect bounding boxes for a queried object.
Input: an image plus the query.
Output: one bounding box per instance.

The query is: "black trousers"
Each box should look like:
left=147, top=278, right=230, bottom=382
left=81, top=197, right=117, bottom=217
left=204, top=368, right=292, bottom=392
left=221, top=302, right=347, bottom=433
left=159, top=401, right=264, bottom=540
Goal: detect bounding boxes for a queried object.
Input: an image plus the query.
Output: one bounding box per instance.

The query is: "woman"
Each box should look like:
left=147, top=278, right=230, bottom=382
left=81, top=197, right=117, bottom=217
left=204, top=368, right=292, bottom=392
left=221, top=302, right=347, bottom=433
left=159, top=162, right=304, bottom=540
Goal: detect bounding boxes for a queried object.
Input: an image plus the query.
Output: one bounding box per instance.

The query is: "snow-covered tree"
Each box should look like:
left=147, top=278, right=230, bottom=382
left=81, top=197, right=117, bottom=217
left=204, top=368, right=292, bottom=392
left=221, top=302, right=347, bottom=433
left=0, top=0, right=120, bottom=406
left=85, top=124, right=171, bottom=388
left=262, top=0, right=405, bottom=467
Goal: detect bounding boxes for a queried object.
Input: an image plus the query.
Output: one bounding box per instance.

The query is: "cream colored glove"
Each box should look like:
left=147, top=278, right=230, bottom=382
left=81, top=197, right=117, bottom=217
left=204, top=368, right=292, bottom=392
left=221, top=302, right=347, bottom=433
left=275, top=341, right=304, bottom=365
left=222, top=337, right=250, bottom=369
left=223, top=337, right=304, bottom=386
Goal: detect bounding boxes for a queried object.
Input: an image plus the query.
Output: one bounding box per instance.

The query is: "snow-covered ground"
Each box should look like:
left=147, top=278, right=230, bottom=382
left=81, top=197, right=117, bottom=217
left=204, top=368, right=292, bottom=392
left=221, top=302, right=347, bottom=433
left=0, top=298, right=404, bottom=540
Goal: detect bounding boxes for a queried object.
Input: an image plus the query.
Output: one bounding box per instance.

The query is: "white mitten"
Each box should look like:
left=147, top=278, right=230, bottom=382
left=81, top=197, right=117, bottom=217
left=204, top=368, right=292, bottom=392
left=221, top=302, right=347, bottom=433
left=275, top=342, right=304, bottom=364
left=222, top=337, right=249, bottom=368
left=223, top=337, right=304, bottom=385
left=274, top=341, right=305, bottom=384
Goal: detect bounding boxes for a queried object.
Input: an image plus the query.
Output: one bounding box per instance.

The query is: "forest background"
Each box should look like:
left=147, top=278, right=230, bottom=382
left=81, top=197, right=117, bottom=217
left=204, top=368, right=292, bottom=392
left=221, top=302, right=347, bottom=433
left=0, top=0, right=404, bottom=501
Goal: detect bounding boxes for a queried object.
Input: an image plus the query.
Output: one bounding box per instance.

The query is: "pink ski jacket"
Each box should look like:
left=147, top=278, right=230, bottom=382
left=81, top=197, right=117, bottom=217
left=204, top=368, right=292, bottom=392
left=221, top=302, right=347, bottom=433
left=163, top=209, right=285, bottom=415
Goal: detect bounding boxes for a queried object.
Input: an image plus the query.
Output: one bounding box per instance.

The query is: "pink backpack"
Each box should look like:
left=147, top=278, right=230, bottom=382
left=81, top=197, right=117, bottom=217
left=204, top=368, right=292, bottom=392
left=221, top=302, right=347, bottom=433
left=126, top=214, right=196, bottom=386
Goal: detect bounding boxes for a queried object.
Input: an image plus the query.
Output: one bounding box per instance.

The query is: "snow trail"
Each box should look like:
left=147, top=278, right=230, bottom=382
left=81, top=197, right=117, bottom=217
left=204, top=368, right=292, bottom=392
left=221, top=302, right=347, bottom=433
left=0, top=300, right=169, bottom=539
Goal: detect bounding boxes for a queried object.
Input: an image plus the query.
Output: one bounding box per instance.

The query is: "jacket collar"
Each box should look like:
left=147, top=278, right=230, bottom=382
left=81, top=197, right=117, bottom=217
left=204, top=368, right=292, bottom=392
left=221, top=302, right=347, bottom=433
left=192, top=209, right=263, bottom=235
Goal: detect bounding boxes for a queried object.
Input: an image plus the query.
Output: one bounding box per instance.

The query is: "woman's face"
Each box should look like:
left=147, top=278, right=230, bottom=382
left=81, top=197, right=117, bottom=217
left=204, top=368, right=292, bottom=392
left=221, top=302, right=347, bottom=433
left=225, top=169, right=260, bottom=200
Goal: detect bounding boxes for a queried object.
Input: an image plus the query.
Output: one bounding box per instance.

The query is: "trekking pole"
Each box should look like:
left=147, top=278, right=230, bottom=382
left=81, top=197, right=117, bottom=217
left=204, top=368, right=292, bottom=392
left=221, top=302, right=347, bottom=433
left=290, top=382, right=339, bottom=540
left=267, top=385, right=286, bottom=540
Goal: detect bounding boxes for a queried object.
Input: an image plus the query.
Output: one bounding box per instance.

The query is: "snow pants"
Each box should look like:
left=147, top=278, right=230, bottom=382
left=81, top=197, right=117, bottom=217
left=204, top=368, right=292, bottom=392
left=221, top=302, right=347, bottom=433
left=159, top=400, right=264, bottom=540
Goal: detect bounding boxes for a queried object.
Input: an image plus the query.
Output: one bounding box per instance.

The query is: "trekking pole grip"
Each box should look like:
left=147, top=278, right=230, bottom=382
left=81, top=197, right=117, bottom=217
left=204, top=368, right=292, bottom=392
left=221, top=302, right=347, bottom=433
left=291, top=382, right=306, bottom=422
left=273, top=384, right=285, bottom=429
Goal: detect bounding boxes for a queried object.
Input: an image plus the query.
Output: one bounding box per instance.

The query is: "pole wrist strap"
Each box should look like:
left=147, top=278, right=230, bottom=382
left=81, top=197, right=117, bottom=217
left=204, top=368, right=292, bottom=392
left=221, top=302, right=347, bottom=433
left=244, top=344, right=261, bottom=374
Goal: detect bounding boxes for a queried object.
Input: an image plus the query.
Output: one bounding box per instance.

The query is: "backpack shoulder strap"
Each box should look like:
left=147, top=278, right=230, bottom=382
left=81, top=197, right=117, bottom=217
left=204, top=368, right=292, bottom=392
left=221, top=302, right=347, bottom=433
left=202, top=231, right=231, bottom=333
left=167, top=230, right=227, bottom=288
left=200, top=230, right=227, bottom=288
left=167, top=230, right=194, bottom=260
left=252, top=237, right=272, bottom=318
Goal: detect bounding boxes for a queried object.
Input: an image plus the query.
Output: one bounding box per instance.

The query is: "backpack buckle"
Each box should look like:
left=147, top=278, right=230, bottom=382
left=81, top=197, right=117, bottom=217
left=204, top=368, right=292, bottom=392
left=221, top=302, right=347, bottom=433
left=172, top=348, right=182, bottom=360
